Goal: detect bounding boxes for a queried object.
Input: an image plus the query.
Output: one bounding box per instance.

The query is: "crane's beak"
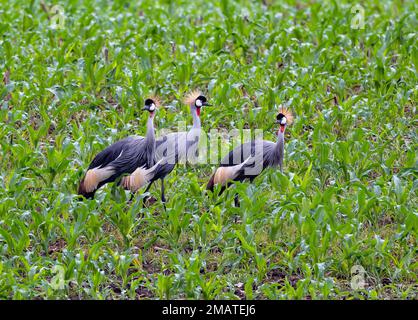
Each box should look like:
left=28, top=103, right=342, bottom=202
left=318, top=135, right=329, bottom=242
left=203, top=102, right=211, bottom=106
left=142, top=107, right=149, bottom=111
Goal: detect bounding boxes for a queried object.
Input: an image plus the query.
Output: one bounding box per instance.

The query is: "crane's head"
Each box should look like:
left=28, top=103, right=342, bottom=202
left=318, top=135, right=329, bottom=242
left=184, top=91, right=211, bottom=117
left=276, top=106, right=293, bottom=133
left=143, top=97, right=160, bottom=116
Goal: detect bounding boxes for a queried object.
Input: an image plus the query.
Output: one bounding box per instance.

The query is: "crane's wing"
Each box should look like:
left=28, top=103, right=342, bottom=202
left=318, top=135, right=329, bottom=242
left=155, top=131, right=188, bottom=164
left=207, top=140, right=277, bottom=191
left=220, top=140, right=271, bottom=165
left=79, top=135, right=145, bottom=198
left=150, top=130, right=201, bottom=183
left=148, top=160, right=176, bottom=183
left=106, top=138, right=150, bottom=174
left=88, top=136, right=143, bottom=170
left=220, top=140, right=276, bottom=177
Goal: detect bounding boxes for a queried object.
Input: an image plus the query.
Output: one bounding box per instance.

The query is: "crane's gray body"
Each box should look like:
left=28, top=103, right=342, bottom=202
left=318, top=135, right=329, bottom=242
left=79, top=114, right=156, bottom=198
left=207, top=130, right=285, bottom=193
left=118, top=97, right=206, bottom=203
left=220, top=134, right=284, bottom=180
left=131, top=100, right=204, bottom=205
left=98, top=115, right=156, bottom=180
left=150, top=105, right=202, bottom=183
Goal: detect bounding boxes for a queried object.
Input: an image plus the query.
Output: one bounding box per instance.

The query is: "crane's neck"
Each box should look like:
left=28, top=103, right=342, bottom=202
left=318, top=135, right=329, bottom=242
left=186, top=105, right=201, bottom=164
left=191, top=105, right=201, bottom=129
left=145, top=113, right=156, bottom=143
left=145, top=112, right=156, bottom=167
left=275, top=129, right=285, bottom=171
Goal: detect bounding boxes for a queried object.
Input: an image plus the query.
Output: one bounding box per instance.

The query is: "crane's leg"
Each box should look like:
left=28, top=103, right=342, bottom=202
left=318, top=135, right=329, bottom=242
left=129, top=192, right=135, bottom=202
left=234, top=193, right=240, bottom=207
left=144, top=182, right=153, bottom=193
left=213, top=185, right=228, bottom=207
left=233, top=177, right=255, bottom=207
left=142, top=181, right=154, bottom=207
left=161, top=178, right=167, bottom=210
left=230, top=181, right=240, bottom=207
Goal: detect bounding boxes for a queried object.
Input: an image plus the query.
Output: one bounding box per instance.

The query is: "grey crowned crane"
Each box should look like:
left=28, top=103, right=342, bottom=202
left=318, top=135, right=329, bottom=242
left=207, top=107, right=293, bottom=206
left=123, top=91, right=211, bottom=204
left=78, top=98, right=159, bottom=199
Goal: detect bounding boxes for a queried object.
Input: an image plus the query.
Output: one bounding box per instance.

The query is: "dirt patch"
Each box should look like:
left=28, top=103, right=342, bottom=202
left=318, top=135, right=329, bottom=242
left=378, top=214, right=394, bottom=227
left=48, top=238, right=67, bottom=256
left=135, top=285, right=154, bottom=299
left=265, top=268, right=302, bottom=288
left=234, top=282, right=245, bottom=299
left=142, top=262, right=161, bottom=274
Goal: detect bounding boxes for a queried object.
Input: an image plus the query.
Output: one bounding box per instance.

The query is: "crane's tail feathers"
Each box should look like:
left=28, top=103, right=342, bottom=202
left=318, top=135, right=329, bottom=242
left=78, top=166, right=115, bottom=198
left=206, top=173, right=227, bottom=196
left=78, top=178, right=95, bottom=199
left=207, top=156, right=254, bottom=192
left=121, top=159, right=164, bottom=193
left=206, top=173, right=215, bottom=191
left=121, top=166, right=148, bottom=193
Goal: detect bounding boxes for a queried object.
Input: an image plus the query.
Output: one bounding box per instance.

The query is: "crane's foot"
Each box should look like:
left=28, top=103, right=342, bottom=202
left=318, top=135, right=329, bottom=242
left=142, top=195, right=149, bottom=207
left=142, top=195, right=157, bottom=207
left=161, top=195, right=167, bottom=211
left=127, top=192, right=136, bottom=203
left=234, top=194, right=240, bottom=207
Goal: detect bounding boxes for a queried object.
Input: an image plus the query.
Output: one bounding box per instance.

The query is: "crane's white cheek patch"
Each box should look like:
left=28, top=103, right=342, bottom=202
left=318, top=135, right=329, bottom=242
left=195, top=99, right=202, bottom=107
left=149, top=104, right=156, bottom=111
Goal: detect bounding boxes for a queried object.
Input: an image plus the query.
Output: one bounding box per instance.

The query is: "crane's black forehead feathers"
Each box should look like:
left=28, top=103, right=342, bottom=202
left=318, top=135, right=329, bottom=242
left=145, top=98, right=155, bottom=105
left=277, top=113, right=285, bottom=120
left=196, top=95, right=207, bottom=102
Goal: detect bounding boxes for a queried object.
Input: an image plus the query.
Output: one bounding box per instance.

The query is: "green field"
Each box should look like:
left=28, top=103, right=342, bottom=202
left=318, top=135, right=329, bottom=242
left=0, top=0, right=417, bottom=299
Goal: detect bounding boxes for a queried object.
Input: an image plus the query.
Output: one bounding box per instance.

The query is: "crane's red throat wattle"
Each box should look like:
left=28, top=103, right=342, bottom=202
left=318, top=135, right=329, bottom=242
left=196, top=108, right=201, bottom=117
left=280, top=124, right=286, bottom=133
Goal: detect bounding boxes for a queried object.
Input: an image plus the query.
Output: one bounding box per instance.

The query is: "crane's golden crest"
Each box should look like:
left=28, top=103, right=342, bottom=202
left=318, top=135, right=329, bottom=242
left=279, top=106, right=294, bottom=125
left=184, top=90, right=202, bottom=106
left=149, top=96, right=161, bottom=107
